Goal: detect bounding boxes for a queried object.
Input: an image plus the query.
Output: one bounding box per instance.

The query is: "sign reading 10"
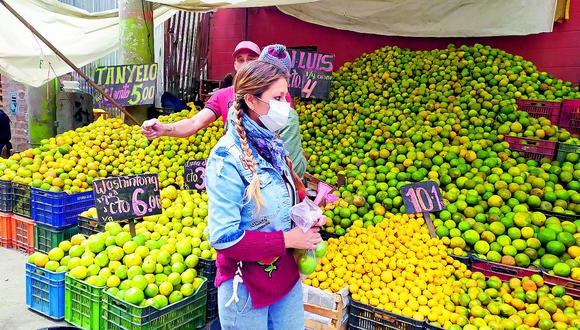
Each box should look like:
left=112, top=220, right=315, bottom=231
left=401, top=181, right=445, bottom=214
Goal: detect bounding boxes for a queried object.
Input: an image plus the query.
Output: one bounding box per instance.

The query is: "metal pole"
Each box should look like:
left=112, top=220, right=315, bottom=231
left=0, top=0, right=140, bottom=125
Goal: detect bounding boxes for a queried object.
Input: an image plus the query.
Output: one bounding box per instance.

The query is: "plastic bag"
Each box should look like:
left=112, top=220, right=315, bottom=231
left=290, top=197, right=323, bottom=233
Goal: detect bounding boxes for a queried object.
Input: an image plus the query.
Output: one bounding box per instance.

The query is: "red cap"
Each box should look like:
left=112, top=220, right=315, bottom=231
left=232, top=41, right=260, bottom=58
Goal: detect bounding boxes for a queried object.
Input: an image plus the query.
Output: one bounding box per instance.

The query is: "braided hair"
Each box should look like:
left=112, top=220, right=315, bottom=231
left=232, top=61, right=288, bottom=212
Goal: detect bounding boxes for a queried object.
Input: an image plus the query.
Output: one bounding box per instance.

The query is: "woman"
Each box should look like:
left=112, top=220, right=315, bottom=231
left=206, top=60, right=322, bottom=329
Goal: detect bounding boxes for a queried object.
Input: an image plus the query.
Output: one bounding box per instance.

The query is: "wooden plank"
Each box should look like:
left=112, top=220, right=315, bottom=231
left=305, top=318, right=347, bottom=330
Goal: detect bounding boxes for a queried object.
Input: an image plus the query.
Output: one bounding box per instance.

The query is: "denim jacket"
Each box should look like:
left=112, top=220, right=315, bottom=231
left=206, top=123, right=298, bottom=250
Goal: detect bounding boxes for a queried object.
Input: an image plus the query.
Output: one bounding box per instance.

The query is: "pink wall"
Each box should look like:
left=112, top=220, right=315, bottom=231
left=209, top=4, right=580, bottom=84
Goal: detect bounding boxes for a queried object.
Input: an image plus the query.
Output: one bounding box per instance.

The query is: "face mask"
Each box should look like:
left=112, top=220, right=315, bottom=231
left=255, top=98, right=291, bottom=133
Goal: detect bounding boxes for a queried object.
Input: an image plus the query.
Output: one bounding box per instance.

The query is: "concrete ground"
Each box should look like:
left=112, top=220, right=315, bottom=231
left=0, top=247, right=220, bottom=330
left=0, top=247, right=66, bottom=330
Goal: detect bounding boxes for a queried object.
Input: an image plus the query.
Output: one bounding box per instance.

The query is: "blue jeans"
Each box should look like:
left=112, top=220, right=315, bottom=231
left=218, top=279, right=304, bottom=330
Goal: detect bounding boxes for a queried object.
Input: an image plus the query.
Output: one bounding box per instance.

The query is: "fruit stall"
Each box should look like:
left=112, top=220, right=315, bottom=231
left=2, top=36, right=580, bottom=330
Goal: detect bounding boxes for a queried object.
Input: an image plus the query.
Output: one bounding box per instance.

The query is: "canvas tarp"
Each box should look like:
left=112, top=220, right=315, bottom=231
left=0, top=0, right=557, bottom=87
left=277, top=0, right=557, bottom=38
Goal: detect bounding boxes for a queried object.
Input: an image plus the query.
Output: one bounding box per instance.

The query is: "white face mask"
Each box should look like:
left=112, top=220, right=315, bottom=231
left=254, top=98, right=291, bottom=133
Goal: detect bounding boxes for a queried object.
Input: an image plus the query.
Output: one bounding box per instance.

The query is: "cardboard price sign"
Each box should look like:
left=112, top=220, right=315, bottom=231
left=184, top=159, right=206, bottom=190
left=93, top=63, right=158, bottom=108
left=400, top=181, right=445, bottom=238
left=92, top=173, right=162, bottom=222
left=287, top=49, right=334, bottom=100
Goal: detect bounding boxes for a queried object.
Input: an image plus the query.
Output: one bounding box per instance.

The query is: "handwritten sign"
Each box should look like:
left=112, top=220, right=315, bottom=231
left=92, top=173, right=162, bottom=222
left=287, top=50, right=334, bottom=100
left=184, top=159, right=206, bottom=190
left=93, top=63, right=158, bottom=108
left=401, top=181, right=445, bottom=214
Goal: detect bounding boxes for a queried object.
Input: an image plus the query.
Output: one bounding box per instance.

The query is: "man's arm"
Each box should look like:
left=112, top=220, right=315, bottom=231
left=163, top=108, right=218, bottom=138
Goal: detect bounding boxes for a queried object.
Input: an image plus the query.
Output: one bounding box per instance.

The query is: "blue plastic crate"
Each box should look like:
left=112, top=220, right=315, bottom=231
left=25, top=262, right=66, bottom=320
left=31, top=189, right=94, bottom=229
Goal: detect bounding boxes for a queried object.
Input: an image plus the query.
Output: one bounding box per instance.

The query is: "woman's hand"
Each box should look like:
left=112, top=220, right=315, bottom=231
left=313, top=215, right=327, bottom=228
left=141, top=119, right=167, bottom=140
left=284, top=227, right=321, bottom=250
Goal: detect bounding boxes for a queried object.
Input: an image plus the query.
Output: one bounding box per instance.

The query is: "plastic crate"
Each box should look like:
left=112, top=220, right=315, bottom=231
left=0, top=180, right=13, bottom=212
left=531, top=208, right=579, bottom=222
left=471, top=257, right=541, bottom=282
left=25, top=262, right=66, bottom=320
left=321, top=230, right=342, bottom=241
left=31, top=188, right=94, bottom=229
left=559, top=99, right=580, bottom=135
left=556, top=143, right=580, bottom=163
left=206, top=286, right=218, bottom=323
left=77, top=215, right=127, bottom=236
left=450, top=253, right=471, bottom=268
left=0, top=211, right=12, bottom=248
left=13, top=182, right=31, bottom=218
left=64, top=274, right=105, bottom=330
left=77, top=215, right=104, bottom=236
left=34, top=223, right=78, bottom=254
left=196, top=258, right=217, bottom=286
left=516, top=99, right=561, bottom=123
left=11, top=214, right=35, bottom=254
left=102, top=277, right=207, bottom=330
left=349, top=300, right=424, bottom=330
left=504, top=135, right=557, bottom=161
left=542, top=271, right=580, bottom=299
left=424, top=322, right=446, bottom=330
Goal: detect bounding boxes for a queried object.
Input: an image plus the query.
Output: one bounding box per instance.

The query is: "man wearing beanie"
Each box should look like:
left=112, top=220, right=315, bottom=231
left=142, top=42, right=307, bottom=176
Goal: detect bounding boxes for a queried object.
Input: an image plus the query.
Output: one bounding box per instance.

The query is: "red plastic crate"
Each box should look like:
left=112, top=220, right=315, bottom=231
left=0, top=212, right=12, bottom=248
left=559, top=99, right=580, bottom=135
left=542, top=272, right=580, bottom=299
left=11, top=214, right=35, bottom=254
left=504, top=135, right=557, bottom=161
left=516, top=99, right=561, bottom=123
left=471, top=257, right=541, bottom=282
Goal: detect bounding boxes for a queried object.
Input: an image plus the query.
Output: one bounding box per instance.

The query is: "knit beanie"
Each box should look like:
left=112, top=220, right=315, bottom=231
left=258, top=44, right=292, bottom=74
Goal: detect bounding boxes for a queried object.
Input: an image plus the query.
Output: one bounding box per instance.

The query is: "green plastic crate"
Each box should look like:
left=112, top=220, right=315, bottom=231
left=34, top=224, right=78, bottom=254
left=556, top=143, right=580, bottom=163
left=103, top=278, right=207, bottom=330
left=64, top=274, right=105, bottom=330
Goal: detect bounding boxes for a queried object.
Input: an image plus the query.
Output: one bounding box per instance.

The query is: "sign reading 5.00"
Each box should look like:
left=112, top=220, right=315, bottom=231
left=401, top=181, right=445, bottom=214
left=184, top=159, right=206, bottom=190
left=93, top=63, right=158, bottom=108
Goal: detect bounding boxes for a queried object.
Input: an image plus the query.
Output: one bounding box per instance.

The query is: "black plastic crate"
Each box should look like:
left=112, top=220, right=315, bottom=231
left=0, top=180, right=13, bottom=212
left=77, top=214, right=128, bottom=236
left=349, top=300, right=424, bottom=330
left=450, top=253, right=471, bottom=268
left=321, top=230, right=342, bottom=241
left=13, top=182, right=31, bottom=218
left=196, top=258, right=217, bottom=286
left=206, top=287, right=218, bottom=322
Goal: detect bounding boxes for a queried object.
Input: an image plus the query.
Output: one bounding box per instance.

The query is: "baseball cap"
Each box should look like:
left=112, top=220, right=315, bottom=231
left=232, top=41, right=261, bottom=58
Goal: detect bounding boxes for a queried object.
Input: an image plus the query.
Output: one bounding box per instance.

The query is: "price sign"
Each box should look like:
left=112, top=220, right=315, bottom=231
left=184, top=159, right=206, bottom=190
left=93, top=63, right=157, bottom=108
left=92, top=173, right=162, bottom=223
left=401, top=181, right=445, bottom=238
left=401, top=181, right=445, bottom=214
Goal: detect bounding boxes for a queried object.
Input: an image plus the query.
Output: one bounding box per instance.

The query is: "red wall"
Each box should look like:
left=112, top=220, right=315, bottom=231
left=209, top=4, right=580, bottom=84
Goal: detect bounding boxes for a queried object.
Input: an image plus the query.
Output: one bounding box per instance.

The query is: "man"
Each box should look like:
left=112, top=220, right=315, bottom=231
left=0, top=108, right=11, bottom=157
left=142, top=42, right=307, bottom=176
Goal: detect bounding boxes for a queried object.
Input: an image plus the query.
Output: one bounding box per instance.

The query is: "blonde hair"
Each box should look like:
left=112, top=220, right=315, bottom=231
left=232, top=61, right=288, bottom=212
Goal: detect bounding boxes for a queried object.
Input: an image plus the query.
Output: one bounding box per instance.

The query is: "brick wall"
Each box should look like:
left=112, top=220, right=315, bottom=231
left=1, top=76, right=29, bottom=152
left=209, top=4, right=580, bottom=85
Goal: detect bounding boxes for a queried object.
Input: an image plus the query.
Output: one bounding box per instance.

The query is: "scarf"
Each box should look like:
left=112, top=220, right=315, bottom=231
left=241, top=113, right=289, bottom=174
